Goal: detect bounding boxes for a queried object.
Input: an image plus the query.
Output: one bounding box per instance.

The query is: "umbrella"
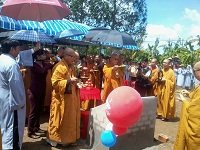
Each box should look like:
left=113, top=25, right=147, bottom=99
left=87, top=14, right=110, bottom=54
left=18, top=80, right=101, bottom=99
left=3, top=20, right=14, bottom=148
left=83, top=27, right=110, bottom=41
left=0, top=0, right=71, bottom=22
left=10, top=30, right=56, bottom=43
left=54, top=29, right=84, bottom=39
left=0, top=30, right=17, bottom=41
left=91, top=30, right=138, bottom=50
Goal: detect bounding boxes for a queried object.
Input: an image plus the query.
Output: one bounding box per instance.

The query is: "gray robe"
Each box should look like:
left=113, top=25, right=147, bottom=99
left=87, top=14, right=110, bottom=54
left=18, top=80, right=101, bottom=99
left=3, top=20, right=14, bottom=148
left=0, top=50, right=33, bottom=149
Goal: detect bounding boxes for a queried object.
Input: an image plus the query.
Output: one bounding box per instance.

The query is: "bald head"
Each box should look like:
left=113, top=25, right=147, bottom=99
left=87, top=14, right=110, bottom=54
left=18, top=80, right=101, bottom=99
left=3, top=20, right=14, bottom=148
left=163, top=59, right=171, bottom=70
left=110, top=53, right=119, bottom=66
left=151, top=58, right=157, bottom=68
left=63, top=48, right=75, bottom=65
left=193, top=61, right=200, bottom=81
left=194, top=61, right=200, bottom=70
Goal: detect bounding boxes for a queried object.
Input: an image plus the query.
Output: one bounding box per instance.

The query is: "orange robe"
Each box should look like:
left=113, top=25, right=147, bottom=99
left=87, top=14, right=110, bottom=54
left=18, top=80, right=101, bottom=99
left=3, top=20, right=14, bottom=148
left=81, top=62, right=100, bottom=110
left=102, top=63, right=124, bottom=103
left=20, top=66, right=31, bottom=118
left=174, top=85, right=200, bottom=150
left=147, top=68, right=159, bottom=96
left=44, top=69, right=52, bottom=107
left=47, top=59, right=80, bottom=143
left=157, top=68, right=176, bottom=119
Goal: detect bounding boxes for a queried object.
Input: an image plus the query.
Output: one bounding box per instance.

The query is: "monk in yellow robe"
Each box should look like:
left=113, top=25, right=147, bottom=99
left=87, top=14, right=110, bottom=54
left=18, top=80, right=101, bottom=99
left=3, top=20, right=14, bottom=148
left=147, top=58, right=159, bottom=96
left=47, top=48, right=80, bottom=146
left=102, top=53, right=124, bottom=103
left=174, top=61, right=200, bottom=150
left=118, top=54, right=126, bottom=78
left=157, top=59, right=176, bottom=121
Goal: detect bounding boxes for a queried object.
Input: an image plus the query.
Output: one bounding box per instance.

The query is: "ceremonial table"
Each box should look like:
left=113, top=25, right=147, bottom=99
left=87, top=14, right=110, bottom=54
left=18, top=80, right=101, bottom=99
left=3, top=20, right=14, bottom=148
left=80, top=87, right=101, bottom=139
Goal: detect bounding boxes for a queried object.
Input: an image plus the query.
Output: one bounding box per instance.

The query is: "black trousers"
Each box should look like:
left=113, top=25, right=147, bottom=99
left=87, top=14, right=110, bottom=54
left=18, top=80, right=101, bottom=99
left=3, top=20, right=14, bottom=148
left=12, top=110, right=20, bottom=150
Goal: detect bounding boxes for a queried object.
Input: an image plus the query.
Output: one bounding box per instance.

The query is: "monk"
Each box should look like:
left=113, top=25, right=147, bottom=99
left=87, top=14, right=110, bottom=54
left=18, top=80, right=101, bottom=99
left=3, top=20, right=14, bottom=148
left=174, top=61, right=200, bottom=150
left=147, top=58, right=159, bottom=96
left=102, top=53, right=124, bottom=103
left=80, top=55, right=95, bottom=110
left=46, top=48, right=80, bottom=146
left=94, top=55, right=104, bottom=90
left=157, top=59, right=176, bottom=121
left=118, top=54, right=126, bottom=78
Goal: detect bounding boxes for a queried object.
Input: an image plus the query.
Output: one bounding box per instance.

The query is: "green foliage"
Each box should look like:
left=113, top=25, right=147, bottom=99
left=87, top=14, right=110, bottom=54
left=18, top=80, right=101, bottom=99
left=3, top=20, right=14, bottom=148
left=63, top=0, right=147, bottom=43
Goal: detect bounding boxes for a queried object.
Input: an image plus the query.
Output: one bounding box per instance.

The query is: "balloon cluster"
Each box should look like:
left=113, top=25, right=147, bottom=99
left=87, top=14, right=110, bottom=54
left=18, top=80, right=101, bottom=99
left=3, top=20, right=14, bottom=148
left=100, top=86, right=143, bottom=147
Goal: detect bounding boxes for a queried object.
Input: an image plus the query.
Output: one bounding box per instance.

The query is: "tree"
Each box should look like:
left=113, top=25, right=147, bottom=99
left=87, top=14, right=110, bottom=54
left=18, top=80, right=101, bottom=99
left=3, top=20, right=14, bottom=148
left=62, top=0, right=147, bottom=43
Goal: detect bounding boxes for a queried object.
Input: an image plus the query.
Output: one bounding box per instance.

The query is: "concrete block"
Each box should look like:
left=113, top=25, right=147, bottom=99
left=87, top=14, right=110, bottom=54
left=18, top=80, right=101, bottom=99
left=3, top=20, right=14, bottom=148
left=86, top=96, right=157, bottom=150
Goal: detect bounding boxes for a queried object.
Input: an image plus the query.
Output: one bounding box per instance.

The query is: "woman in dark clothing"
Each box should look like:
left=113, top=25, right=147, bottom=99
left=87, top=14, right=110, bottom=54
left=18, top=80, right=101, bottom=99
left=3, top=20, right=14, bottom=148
left=27, top=49, right=54, bottom=139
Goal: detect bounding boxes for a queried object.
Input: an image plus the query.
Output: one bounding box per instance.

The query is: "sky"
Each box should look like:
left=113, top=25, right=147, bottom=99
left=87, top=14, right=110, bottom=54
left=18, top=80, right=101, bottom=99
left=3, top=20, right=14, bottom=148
left=144, top=0, right=200, bottom=48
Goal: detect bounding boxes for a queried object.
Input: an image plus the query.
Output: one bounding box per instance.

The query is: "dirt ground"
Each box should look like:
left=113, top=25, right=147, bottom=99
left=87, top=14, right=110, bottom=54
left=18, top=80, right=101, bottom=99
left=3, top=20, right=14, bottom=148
left=21, top=90, right=184, bottom=150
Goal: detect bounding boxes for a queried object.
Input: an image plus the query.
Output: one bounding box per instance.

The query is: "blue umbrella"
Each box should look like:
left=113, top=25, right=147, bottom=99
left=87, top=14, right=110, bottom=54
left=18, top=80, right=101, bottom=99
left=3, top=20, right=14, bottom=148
left=10, top=30, right=56, bottom=43
left=54, top=29, right=84, bottom=39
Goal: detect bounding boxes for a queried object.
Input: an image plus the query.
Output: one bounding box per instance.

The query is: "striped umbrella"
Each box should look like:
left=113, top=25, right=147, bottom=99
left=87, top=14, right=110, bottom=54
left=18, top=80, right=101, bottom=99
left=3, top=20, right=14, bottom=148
left=10, top=30, right=56, bottom=43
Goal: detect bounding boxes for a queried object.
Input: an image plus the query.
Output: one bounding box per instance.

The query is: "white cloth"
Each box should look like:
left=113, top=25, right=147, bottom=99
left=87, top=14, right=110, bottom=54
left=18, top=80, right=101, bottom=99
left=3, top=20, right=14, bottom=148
left=177, top=68, right=186, bottom=86
left=16, top=49, right=34, bottom=66
left=184, top=65, right=193, bottom=87
left=0, top=54, right=26, bottom=149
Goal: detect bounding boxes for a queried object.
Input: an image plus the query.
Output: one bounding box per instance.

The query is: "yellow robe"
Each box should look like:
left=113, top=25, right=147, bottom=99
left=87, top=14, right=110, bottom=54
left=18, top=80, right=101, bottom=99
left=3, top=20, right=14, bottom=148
left=102, top=63, right=124, bottom=103
left=20, top=66, right=31, bottom=118
left=157, top=68, right=176, bottom=119
left=44, top=69, right=52, bottom=107
left=174, top=85, right=200, bottom=150
left=47, top=59, right=80, bottom=143
left=147, top=68, right=159, bottom=96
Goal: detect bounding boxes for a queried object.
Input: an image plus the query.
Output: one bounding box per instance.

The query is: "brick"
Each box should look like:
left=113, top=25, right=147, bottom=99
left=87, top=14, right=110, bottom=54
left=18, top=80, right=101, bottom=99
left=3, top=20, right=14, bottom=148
left=158, top=133, right=169, bottom=143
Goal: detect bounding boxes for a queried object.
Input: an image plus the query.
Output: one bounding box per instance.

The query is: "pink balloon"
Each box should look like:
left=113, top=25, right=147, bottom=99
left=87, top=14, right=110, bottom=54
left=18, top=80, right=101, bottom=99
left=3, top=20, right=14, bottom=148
left=112, top=125, right=128, bottom=136
left=105, top=86, right=143, bottom=127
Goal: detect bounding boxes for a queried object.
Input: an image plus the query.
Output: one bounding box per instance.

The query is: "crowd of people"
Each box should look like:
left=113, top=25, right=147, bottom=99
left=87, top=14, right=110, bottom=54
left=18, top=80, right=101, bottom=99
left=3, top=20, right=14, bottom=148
left=0, top=39, right=200, bottom=150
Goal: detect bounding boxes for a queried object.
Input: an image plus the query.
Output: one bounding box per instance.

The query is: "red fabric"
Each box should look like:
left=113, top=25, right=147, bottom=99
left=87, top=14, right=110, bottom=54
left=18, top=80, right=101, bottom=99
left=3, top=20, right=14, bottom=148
left=124, top=80, right=129, bottom=86
left=80, top=111, right=90, bottom=139
left=80, top=87, right=101, bottom=101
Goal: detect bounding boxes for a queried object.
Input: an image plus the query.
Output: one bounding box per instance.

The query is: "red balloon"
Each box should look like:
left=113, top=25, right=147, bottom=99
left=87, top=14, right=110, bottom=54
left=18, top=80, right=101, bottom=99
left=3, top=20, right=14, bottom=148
left=105, top=86, right=143, bottom=127
left=112, top=125, right=128, bottom=136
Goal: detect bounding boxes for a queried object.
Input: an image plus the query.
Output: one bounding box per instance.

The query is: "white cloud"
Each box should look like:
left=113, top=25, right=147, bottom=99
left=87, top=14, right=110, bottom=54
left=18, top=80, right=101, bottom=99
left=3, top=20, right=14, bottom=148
left=189, top=25, right=200, bottom=36
left=183, top=8, right=200, bottom=24
left=146, top=24, right=179, bottom=41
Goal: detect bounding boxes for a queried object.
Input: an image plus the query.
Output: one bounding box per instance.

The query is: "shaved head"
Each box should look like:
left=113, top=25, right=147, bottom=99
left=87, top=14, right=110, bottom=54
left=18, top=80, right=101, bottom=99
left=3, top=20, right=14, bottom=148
left=63, top=48, right=75, bottom=65
left=194, top=61, right=200, bottom=70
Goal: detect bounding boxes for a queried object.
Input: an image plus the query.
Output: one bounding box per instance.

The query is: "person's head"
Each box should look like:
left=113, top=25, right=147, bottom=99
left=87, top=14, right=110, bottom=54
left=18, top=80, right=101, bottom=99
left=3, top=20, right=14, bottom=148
left=110, top=53, right=119, bottom=66
left=193, top=61, right=200, bottom=81
left=44, top=48, right=54, bottom=60
left=151, top=58, right=157, bottom=68
left=87, top=55, right=94, bottom=63
left=32, top=49, right=46, bottom=61
left=163, top=59, right=171, bottom=70
left=1, top=39, right=21, bottom=58
left=74, top=51, right=80, bottom=65
left=94, top=55, right=102, bottom=64
left=63, top=48, right=76, bottom=66
left=118, top=54, right=124, bottom=65
left=57, top=46, right=64, bottom=58
left=141, top=58, right=148, bottom=67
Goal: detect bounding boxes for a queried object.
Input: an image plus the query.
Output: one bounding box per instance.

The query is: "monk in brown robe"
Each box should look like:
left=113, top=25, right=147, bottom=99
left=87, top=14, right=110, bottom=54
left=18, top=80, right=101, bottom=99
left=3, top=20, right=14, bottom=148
left=147, top=58, right=159, bottom=96
left=157, top=59, right=176, bottom=121
left=174, top=61, right=200, bottom=150
left=102, top=53, right=124, bottom=103
left=47, top=48, right=80, bottom=146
